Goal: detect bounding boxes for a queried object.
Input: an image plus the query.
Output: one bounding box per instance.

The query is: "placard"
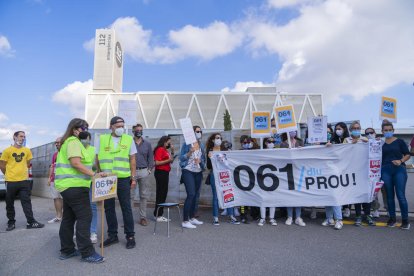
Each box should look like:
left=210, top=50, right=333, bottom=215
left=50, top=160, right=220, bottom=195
left=179, top=118, right=197, bottom=145
left=307, top=116, right=328, bottom=144
left=251, top=111, right=271, bottom=138
left=275, top=105, right=297, bottom=133
left=379, top=96, right=397, bottom=122
left=92, top=174, right=118, bottom=202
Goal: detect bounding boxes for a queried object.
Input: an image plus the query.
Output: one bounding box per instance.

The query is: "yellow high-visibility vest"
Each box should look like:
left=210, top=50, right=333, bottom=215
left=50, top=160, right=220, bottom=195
left=98, top=133, right=132, bottom=178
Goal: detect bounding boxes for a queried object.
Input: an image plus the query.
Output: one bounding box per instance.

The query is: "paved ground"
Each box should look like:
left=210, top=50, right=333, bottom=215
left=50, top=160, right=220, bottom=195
left=1, top=197, right=413, bottom=276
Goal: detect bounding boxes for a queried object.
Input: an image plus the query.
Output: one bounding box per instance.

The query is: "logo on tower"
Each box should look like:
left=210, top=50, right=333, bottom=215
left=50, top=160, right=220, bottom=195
left=115, top=42, right=123, bottom=68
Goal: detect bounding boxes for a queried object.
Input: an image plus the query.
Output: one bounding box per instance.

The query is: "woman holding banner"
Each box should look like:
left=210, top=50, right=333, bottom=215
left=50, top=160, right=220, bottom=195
left=55, top=118, right=106, bottom=263
left=381, top=122, right=410, bottom=230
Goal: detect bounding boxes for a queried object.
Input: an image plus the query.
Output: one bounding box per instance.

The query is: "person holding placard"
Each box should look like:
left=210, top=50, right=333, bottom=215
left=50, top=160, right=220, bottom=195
left=96, top=116, right=137, bottom=249
left=55, top=118, right=105, bottom=263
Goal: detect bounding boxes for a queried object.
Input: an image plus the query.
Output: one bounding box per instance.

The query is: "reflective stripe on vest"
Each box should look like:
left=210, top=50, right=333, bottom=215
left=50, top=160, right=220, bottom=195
left=98, top=134, right=132, bottom=178
left=54, top=137, right=94, bottom=191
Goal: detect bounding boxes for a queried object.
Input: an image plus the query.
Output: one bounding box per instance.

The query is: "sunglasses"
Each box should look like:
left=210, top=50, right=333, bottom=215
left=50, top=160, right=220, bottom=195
left=195, top=130, right=202, bottom=133
left=365, top=132, right=374, bottom=135
left=78, top=126, right=88, bottom=131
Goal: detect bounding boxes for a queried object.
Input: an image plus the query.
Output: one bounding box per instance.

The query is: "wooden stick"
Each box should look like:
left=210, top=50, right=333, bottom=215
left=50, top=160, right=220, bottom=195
left=101, top=200, right=104, bottom=256
left=287, top=133, right=292, bottom=149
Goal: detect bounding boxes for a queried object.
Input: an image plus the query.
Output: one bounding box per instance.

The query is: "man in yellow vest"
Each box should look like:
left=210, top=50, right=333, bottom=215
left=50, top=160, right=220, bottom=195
left=96, top=116, right=137, bottom=249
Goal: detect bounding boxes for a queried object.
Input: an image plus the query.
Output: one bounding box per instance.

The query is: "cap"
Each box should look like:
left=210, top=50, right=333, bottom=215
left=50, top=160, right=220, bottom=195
left=110, top=116, right=125, bottom=126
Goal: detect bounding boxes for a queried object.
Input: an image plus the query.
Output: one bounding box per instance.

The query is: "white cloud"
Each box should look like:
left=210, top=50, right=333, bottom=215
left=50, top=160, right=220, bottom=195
left=52, top=79, right=93, bottom=117
left=221, top=81, right=274, bottom=92
left=0, top=35, right=15, bottom=57
left=267, top=0, right=319, bottom=9
left=0, top=113, right=9, bottom=122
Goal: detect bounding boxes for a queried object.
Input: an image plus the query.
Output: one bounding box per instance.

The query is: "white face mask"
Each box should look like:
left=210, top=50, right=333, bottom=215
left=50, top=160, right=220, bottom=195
left=267, top=143, right=274, bottom=149
left=195, top=132, right=202, bottom=139
left=335, top=129, right=344, bottom=137
left=114, top=127, right=124, bottom=137
left=368, top=134, right=376, bottom=139
left=214, top=138, right=222, bottom=147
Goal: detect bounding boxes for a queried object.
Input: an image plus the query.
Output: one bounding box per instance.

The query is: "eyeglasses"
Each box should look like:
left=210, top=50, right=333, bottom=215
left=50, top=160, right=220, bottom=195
left=78, top=126, right=88, bottom=131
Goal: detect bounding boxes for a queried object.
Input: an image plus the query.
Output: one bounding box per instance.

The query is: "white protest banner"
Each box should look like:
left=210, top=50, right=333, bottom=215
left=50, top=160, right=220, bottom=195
left=118, top=100, right=137, bottom=127
left=92, top=174, right=118, bottom=202
left=179, top=118, right=197, bottom=145
left=368, top=139, right=382, bottom=199
left=275, top=105, right=297, bottom=133
left=307, top=116, right=327, bottom=144
left=211, top=143, right=372, bottom=208
left=251, top=111, right=271, bottom=138
left=379, top=96, right=397, bottom=122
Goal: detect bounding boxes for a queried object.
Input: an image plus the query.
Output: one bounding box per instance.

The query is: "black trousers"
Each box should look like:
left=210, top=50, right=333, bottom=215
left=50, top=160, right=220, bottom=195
left=5, top=180, right=35, bottom=224
left=153, top=170, right=169, bottom=217
left=355, top=203, right=371, bottom=217
left=59, top=187, right=95, bottom=258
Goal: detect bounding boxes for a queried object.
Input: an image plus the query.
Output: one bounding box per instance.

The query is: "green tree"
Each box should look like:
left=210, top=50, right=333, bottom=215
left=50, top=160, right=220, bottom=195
left=223, top=109, right=232, bottom=131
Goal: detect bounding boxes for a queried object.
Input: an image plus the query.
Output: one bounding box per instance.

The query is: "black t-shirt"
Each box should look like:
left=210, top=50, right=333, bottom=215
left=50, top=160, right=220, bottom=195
left=382, top=138, right=410, bottom=166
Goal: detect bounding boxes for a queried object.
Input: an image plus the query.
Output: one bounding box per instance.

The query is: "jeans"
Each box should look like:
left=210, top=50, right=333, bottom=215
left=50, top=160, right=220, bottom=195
left=381, top=164, right=409, bottom=220
left=104, top=177, right=135, bottom=238
left=5, top=180, right=35, bottom=224
left=89, top=188, right=97, bottom=234
left=209, top=172, right=234, bottom=217
left=325, top=206, right=342, bottom=220
left=60, top=187, right=95, bottom=258
left=287, top=207, right=302, bottom=218
left=182, top=169, right=202, bottom=221
left=153, top=170, right=169, bottom=217
left=135, top=169, right=150, bottom=219
left=355, top=203, right=371, bottom=217
left=260, top=207, right=275, bottom=219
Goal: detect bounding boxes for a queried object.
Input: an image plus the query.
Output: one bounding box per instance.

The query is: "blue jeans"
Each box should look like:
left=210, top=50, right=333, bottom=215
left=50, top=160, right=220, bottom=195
left=325, top=206, right=342, bottom=220
left=287, top=207, right=301, bottom=218
left=381, top=165, right=408, bottom=220
left=89, top=188, right=97, bottom=234
left=209, top=172, right=234, bottom=218
left=182, top=169, right=202, bottom=221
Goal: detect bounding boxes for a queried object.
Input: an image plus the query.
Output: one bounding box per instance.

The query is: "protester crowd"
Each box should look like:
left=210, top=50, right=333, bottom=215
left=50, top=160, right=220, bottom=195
left=1, top=116, right=412, bottom=264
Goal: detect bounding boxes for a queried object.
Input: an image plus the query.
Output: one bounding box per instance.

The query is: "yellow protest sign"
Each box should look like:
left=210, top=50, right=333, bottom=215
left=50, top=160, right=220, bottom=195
left=275, top=105, right=297, bottom=133
left=251, top=111, right=271, bottom=138
left=380, top=96, right=397, bottom=122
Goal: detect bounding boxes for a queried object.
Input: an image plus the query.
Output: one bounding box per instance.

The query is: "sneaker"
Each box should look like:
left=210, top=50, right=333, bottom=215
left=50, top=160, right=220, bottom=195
left=27, top=221, right=45, bottom=229
left=334, top=220, right=343, bottom=230
left=81, top=252, right=105, bottom=263
left=269, top=219, right=277, bottom=226
left=221, top=209, right=228, bottom=216
left=343, top=208, right=351, bottom=218
left=258, top=218, right=265, bottom=226
left=354, top=217, right=362, bottom=226
left=48, top=217, right=62, bottom=224
left=213, top=217, right=220, bottom=226
left=366, top=215, right=376, bottom=226
left=100, top=236, right=119, bottom=248
left=156, top=216, right=171, bottom=222
left=371, top=210, right=380, bottom=218
left=387, top=218, right=397, bottom=228
left=295, top=217, right=306, bottom=227
left=285, top=217, right=293, bottom=226
left=59, top=250, right=80, bottom=260
left=321, top=218, right=335, bottom=226
left=6, top=223, right=15, bottom=231
left=182, top=221, right=196, bottom=229
left=90, top=233, right=98, bottom=244
left=400, top=220, right=410, bottom=230
left=126, top=237, right=136, bottom=249
left=190, top=218, right=203, bottom=225
left=310, top=208, right=317, bottom=219
left=229, top=216, right=240, bottom=225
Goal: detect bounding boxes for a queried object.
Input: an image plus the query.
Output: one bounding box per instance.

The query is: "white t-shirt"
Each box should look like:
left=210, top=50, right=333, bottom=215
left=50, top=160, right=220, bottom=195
left=95, top=135, right=137, bottom=156
left=184, top=149, right=202, bottom=173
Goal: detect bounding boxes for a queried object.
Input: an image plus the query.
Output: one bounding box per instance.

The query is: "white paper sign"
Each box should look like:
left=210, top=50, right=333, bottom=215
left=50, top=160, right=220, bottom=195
left=179, top=118, right=197, bottom=145
left=118, top=100, right=137, bottom=126
left=307, top=116, right=328, bottom=144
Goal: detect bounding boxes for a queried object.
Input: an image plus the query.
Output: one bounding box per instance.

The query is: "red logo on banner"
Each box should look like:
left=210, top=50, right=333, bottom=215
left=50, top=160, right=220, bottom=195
left=223, top=189, right=234, bottom=203
left=219, top=171, right=230, bottom=184
left=370, top=160, right=381, bottom=174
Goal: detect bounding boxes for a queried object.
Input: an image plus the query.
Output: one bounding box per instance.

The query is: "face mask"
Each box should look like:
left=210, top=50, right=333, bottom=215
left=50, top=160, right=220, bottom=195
left=214, top=138, right=222, bottom=147
left=384, top=132, right=394, bottom=138
left=351, top=130, right=361, bottom=137
left=289, top=131, right=297, bottom=138
left=327, top=133, right=332, bottom=141
left=248, top=142, right=253, bottom=149
left=335, top=129, right=343, bottom=137
left=195, top=132, right=202, bottom=139
left=242, top=143, right=250, bottom=149
left=267, top=143, right=274, bottom=149
left=80, top=139, right=90, bottom=147
left=15, top=139, right=23, bottom=146
left=368, top=134, right=376, bottom=139
left=134, top=131, right=142, bottom=138
left=114, top=127, right=124, bottom=137
left=166, top=144, right=171, bottom=149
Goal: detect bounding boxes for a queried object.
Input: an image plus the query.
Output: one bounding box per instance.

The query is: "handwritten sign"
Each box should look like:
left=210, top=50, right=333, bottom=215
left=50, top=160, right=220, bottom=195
left=251, top=111, right=271, bottom=138
left=179, top=118, right=197, bottom=145
left=307, top=116, right=327, bottom=144
left=380, top=96, right=397, bottom=122
left=275, top=105, right=297, bottom=133
left=92, top=174, right=118, bottom=202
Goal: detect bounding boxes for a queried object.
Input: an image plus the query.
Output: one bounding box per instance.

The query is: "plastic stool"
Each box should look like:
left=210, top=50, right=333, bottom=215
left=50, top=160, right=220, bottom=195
left=153, top=203, right=184, bottom=237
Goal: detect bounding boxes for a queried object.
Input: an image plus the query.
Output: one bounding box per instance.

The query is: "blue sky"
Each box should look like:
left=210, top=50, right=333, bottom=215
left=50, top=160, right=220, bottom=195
left=0, top=0, right=413, bottom=150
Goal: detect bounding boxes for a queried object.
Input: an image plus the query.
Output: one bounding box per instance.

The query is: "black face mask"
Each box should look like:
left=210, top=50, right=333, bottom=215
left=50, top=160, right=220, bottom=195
left=166, top=144, right=171, bottom=149
left=133, top=131, right=142, bottom=138
left=78, top=131, right=89, bottom=140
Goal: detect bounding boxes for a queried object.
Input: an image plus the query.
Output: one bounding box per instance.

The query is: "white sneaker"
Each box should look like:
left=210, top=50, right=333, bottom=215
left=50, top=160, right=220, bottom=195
left=156, top=216, right=171, bottom=222
left=234, top=208, right=240, bottom=217
left=258, top=218, right=265, bottom=226
left=295, top=217, right=306, bottom=226
left=285, top=217, right=293, bottom=225
left=190, top=218, right=203, bottom=225
left=182, top=221, right=196, bottom=229
left=372, top=210, right=380, bottom=218
left=269, top=219, right=277, bottom=226
left=343, top=208, right=351, bottom=218
left=220, top=209, right=228, bottom=216
left=310, top=208, right=317, bottom=219
left=321, top=218, right=335, bottom=226
left=334, top=220, right=343, bottom=230
left=90, top=233, right=98, bottom=244
left=48, top=217, right=62, bottom=224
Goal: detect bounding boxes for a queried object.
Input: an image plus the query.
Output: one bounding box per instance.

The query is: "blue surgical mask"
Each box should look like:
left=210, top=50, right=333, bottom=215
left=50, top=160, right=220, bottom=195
left=384, top=132, right=394, bottom=138
left=242, top=143, right=250, bottom=150
left=351, top=130, right=361, bottom=137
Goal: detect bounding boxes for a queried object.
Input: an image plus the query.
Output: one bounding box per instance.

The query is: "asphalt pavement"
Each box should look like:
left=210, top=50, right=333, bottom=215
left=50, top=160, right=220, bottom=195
left=0, top=197, right=413, bottom=276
